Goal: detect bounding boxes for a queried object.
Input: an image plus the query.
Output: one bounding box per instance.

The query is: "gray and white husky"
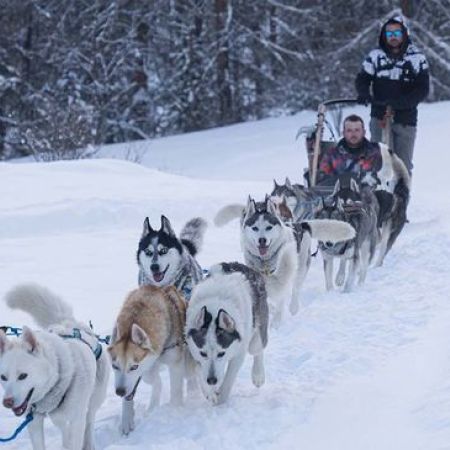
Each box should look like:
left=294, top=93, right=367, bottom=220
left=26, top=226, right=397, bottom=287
left=317, top=177, right=379, bottom=292
left=0, top=284, right=109, bottom=450
left=214, top=196, right=355, bottom=325
left=137, top=215, right=207, bottom=300
left=271, top=177, right=322, bottom=221
left=186, top=262, right=269, bottom=405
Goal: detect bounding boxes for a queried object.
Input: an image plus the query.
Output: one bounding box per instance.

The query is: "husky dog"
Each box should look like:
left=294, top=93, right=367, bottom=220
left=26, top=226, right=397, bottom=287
left=0, top=284, right=109, bottom=450
left=108, top=285, right=187, bottom=435
left=317, top=177, right=379, bottom=292
left=186, top=262, right=269, bottom=405
left=214, top=196, right=355, bottom=324
left=370, top=145, right=411, bottom=267
left=137, top=215, right=207, bottom=300
left=271, top=177, right=322, bottom=221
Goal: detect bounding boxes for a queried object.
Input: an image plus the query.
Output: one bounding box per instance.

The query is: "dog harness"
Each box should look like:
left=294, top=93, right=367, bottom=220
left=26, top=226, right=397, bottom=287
left=0, top=412, right=34, bottom=443
left=0, top=326, right=103, bottom=360
left=59, top=328, right=103, bottom=360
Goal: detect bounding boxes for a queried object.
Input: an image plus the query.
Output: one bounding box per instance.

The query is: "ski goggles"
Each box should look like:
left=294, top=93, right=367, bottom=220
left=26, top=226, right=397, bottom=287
left=385, top=30, right=403, bottom=38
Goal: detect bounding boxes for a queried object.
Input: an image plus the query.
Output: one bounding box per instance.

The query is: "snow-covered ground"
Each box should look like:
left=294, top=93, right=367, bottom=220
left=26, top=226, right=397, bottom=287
left=1, top=102, right=450, bottom=449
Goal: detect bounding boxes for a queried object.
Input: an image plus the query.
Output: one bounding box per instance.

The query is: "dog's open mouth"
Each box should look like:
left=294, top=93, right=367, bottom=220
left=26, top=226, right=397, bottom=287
left=258, top=245, right=269, bottom=256
left=152, top=265, right=169, bottom=283
left=125, top=377, right=141, bottom=401
left=12, top=388, right=34, bottom=417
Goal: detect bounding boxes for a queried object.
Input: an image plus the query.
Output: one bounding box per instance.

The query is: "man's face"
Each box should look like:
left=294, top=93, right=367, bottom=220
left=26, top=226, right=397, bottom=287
left=343, top=120, right=365, bottom=148
left=385, top=23, right=404, bottom=50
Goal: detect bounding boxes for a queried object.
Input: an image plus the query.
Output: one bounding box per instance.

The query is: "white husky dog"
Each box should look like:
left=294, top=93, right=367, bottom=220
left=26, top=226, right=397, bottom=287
left=186, top=262, right=269, bottom=405
left=215, top=196, right=355, bottom=326
left=0, top=284, right=109, bottom=450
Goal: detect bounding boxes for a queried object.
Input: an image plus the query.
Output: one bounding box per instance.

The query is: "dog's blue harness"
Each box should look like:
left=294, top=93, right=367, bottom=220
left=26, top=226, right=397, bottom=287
left=0, top=325, right=105, bottom=444
left=1, top=326, right=103, bottom=360
left=59, top=328, right=103, bottom=360
left=0, top=326, right=22, bottom=337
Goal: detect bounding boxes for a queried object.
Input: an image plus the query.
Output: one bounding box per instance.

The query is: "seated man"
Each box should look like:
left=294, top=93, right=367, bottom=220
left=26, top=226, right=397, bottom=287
left=316, top=114, right=382, bottom=191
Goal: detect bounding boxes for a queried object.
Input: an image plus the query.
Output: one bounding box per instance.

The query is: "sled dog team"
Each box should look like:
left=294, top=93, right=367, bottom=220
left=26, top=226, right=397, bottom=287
left=0, top=158, right=408, bottom=449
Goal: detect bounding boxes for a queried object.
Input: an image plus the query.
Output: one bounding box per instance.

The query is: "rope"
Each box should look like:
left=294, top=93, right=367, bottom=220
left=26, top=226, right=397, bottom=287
left=0, top=412, right=34, bottom=443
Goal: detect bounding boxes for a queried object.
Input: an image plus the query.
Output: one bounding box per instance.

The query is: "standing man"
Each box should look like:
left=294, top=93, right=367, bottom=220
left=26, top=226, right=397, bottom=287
left=355, top=16, right=429, bottom=174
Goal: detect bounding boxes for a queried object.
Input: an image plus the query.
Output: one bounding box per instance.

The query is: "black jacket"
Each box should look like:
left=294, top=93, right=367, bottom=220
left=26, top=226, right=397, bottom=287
left=355, top=17, right=429, bottom=126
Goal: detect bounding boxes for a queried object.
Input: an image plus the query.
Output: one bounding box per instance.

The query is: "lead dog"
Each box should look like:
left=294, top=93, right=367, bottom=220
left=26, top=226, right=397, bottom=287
left=0, top=284, right=109, bottom=450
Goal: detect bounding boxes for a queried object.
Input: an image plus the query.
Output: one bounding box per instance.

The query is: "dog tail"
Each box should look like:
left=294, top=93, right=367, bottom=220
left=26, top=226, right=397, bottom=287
left=304, top=219, right=356, bottom=243
left=180, top=217, right=208, bottom=256
left=5, top=283, right=75, bottom=328
left=214, top=204, right=244, bottom=227
left=391, top=151, right=411, bottom=191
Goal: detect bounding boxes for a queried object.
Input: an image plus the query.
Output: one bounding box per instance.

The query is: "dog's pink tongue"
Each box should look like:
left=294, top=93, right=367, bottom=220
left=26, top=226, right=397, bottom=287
left=259, top=246, right=268, bottom=256
left=13, top=403, right=27, bottom=416
left=153, top=272, right=164, bottom=282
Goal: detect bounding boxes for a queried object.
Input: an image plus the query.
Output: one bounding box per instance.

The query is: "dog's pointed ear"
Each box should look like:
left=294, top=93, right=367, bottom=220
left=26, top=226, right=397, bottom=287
left=131, top=323, right=153, bottom=350
left=142, top=217, right=153, bottom=237
left=194, top=306, right=209, bottom=329
left=217, top=309, right=236, bottom=333
left=0, top=329, right=9, bottom=355
left=160, top=215, right=176, bottom=237
left=285, top=177, right=293, bottom=189
left=245, top=196, right=256, bottom=219
left=273, top=179, right=279, bottom=189
left=110, top=323, right=121, bottom=345
left=350, top=178, right=360, bottom=193
left=332, top=179, right=341, bottom=197
left=266, top=197, right=279, bottom=217
left=22, top=326, right=38, bottom=354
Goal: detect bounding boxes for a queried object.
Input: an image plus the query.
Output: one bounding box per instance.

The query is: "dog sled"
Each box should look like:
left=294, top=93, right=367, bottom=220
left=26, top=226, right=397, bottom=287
left=298, top=98, right=395, bottom=194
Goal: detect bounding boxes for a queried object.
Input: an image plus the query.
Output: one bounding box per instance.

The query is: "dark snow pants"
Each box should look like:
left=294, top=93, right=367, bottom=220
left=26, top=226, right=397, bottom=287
left=369, top=118, right=417, bottom=175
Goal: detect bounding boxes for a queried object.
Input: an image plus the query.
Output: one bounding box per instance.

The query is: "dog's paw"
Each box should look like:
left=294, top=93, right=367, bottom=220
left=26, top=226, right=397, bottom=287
left=121, top=415, right=135, bottom=436
left=335, top=273, right=345, bottom=287
left=206, top=390, right=220, bottom=405
left=252, top=368, right=265, bottom=388
left=121, top=421, right=134, bottom=436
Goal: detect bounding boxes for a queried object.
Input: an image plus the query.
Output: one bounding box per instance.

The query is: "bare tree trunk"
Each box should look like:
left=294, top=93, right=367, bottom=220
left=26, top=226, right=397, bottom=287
left=215, top=0, right=233, bottom=124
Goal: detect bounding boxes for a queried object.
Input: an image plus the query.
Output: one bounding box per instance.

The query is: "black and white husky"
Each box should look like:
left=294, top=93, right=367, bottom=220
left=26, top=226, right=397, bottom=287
left=214, top=196, right=355, bottom=325
left=186, top=262, right=269, bottom=405
left=369, top=144, right=411, bottom=267
left=137, top=215, right=207, bottom=300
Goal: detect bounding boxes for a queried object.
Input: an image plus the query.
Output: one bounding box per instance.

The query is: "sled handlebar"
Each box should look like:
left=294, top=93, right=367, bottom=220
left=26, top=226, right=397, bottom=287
left=321, top=98, right=359, bottom=107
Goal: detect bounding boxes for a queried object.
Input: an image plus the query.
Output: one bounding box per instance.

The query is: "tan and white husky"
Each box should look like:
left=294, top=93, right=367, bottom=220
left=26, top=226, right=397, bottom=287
left=107, top=285, right=187, bottom=435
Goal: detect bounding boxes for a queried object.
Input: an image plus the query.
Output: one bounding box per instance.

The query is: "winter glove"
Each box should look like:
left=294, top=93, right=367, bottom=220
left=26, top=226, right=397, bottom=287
left=356, top=94, right=372, bottom=106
